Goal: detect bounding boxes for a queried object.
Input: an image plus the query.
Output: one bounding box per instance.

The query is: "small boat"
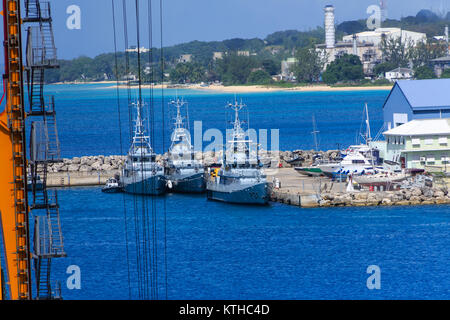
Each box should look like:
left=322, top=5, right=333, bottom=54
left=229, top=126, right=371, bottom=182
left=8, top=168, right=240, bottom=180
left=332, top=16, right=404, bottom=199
left=295, top=154, right=342, bottom=177
left=27, top=174, right=44, bottom=191
left=353, top=172, right=409, bottom=187
left=321, top=150, right=385, bottom=181
left=294, top=166, right=323, bottom=177
left=102, top=177, right=122, bottom=193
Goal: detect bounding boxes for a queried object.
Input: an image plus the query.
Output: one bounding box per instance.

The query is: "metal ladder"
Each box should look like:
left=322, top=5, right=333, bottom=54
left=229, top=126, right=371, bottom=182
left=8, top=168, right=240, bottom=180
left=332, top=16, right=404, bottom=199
left=24, top=0, right=65, bottom=300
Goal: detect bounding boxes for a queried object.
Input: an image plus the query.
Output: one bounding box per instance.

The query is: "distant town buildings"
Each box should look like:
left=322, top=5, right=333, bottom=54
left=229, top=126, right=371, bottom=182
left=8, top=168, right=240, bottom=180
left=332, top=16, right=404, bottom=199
left=281, top=57, right=298, bottom=81
left=385, top=67, right=414, bottom=82
left=316, top=5, right=427, bottom=76
left=237, top=50, right=250, bottom=57
left=431, top=56, right=450, bottom=77
left=342, top=28, right=426, bottom=48
left=122, top=73, right=137, bottom=81
left=126, top=46, right=150, bottom=53
left=213, top=52, right=224, bottom=60
left=178, top=54, right=193, bottom=63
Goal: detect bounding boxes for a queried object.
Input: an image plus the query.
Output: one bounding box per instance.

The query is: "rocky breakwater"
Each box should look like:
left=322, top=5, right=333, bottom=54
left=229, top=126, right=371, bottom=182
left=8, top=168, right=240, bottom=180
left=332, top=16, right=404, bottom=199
left=45, top=155, right=128, bottom=187
left=48, top=155, right=126, bottom=173
left=278, top=150, right=341, bottom=168
left=319, top=187, right=450, bottom=208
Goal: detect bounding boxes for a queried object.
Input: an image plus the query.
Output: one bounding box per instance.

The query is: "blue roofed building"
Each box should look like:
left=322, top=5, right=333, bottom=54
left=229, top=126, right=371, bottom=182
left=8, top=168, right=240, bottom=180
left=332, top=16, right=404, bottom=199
left=383, top=79, right=450, bottom=130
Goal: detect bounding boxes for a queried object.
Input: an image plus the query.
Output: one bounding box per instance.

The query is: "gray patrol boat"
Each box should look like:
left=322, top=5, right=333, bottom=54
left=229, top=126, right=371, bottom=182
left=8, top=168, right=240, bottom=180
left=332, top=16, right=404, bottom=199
left=206, top=100, right=268, bottom=205
left=122, top=101, right=165, bottom=195
left=165, top=98, right=205, bottom=193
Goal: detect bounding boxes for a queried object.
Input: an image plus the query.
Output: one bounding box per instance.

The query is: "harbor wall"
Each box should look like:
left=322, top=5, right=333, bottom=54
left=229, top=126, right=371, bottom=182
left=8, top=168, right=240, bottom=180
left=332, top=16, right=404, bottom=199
left=47, top=171, right=120, bottom=187
left=44, top=156, right=450, bottom=209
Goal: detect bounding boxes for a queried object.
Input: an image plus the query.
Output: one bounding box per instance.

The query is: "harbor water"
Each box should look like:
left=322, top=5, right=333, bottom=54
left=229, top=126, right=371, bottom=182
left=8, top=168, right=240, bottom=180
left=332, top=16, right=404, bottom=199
left=41, top=84, right=450, bottom=299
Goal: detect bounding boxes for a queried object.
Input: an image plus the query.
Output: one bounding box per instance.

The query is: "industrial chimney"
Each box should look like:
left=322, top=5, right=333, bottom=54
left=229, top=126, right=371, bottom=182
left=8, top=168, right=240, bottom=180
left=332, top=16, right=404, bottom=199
left=446, top=25, right=449, bottom=56
left=324, top=5, right=335, bottom=49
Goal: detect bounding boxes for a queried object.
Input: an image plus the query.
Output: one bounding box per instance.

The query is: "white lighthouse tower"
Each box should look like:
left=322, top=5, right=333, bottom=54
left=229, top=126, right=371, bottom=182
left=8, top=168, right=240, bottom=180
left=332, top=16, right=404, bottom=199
left=324, top=5, right=335, bottom=49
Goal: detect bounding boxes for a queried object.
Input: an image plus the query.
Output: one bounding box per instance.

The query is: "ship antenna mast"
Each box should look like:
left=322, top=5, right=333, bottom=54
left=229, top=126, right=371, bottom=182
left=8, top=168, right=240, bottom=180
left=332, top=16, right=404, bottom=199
left=312, top=114, right=320, bottom=152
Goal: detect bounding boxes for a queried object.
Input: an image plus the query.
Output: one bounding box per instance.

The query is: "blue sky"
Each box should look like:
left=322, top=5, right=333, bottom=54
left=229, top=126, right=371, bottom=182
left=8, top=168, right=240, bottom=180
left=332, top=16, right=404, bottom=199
left=3, top=0, right=450, bottom=59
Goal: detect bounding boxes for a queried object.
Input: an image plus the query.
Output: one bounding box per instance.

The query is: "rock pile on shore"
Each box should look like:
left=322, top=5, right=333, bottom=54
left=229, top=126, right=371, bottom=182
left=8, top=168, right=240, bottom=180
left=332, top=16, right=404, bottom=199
left=48, top=150, right=304, bottom=173
left=319, top=187, right=450, bottom=207
left=44, top=149, right=354, bottom=173
left=279, top=150, right=341, bottom=167
left=48, top=155, right=127, bottom=173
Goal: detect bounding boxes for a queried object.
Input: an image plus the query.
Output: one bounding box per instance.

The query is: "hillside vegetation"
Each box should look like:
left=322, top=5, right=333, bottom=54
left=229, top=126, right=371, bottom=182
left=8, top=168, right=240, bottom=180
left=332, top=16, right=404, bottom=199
left=45, top=9, right=450, bottom=85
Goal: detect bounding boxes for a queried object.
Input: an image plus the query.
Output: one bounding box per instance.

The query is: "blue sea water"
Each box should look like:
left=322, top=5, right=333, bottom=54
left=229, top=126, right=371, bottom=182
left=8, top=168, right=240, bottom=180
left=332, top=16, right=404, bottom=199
left=53, top=188, right=450, bottom=300
left=44, top=83, right=388, bottom=157
left=4, top=84, right=450, bottom=299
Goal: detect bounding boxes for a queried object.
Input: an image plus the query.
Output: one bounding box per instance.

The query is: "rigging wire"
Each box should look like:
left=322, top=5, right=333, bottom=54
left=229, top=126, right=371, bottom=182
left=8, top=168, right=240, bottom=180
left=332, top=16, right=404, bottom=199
left=135, top=0, right=155, bottom=300
left=147, top=0, right=159, bottom=301
left=113, top=0, right=167, bottom=300
left=122, top=0, right=144, bottom=299
left=160, top=0, right=169, bottom=299
left=111, top=0, right=131, bottom=300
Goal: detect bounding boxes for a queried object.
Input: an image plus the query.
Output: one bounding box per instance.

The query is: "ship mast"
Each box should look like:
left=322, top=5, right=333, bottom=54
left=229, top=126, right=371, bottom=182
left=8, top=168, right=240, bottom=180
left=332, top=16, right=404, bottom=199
left=170, top=98, right=186, bottom=130
left=229, top=99, right=245, bottom=141
left=312, top=114, right=320, bottom=152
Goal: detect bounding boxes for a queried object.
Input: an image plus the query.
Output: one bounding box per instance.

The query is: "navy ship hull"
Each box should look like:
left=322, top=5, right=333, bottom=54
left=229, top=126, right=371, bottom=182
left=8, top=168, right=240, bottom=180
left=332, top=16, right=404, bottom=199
left=168, top=172, right=205, bottom=193
left=207, top=182, right=269, bottom=205
left=123, top=175, right=166, bottom=196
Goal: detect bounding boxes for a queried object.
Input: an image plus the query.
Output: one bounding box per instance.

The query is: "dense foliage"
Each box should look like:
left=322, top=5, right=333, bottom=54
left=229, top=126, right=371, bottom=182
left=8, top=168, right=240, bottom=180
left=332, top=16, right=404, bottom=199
left=293, top=47, right=326, bottom=83
left=322, top=54, right=364, bottom=85
left=43, top=8, right=450, bottom=85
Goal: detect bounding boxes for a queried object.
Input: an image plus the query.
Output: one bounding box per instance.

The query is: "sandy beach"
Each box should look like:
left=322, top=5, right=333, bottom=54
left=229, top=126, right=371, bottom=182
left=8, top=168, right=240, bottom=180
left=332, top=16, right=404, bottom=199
left=102, top=83, right=393, bottom=93
left=53, top=81, right=392, bottom=93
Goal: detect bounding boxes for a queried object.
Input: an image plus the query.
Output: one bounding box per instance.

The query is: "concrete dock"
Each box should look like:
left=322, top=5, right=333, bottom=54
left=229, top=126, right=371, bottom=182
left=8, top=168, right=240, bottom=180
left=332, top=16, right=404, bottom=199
left=266, top=168, right=347, bottom=207
left=47, top=171, right=120, bottom=187
left=44, top=156, right=450, bottom=208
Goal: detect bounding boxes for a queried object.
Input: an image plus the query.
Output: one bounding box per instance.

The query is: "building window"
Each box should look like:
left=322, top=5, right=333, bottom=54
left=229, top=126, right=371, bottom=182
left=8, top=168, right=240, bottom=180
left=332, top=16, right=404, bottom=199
left=425, top=138, right=433, bottom=145
left=427, top=155, right=435, bottom=164
left=439, top=137, right=448, bottom=145
left=412, top=138, right=421, bottom=146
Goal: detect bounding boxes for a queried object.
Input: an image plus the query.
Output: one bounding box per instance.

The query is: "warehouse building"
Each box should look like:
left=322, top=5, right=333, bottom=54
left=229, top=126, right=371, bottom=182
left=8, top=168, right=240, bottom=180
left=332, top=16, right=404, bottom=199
left=383, top=79, right=450, bottom=130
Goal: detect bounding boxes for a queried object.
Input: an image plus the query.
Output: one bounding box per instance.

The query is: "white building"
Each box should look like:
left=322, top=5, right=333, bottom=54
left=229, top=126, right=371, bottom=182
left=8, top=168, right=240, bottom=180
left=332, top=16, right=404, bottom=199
left=316, top=5, right=427, bottom=77
left=213, top=52, right=224, bottom=60
left=342, top=28, right=426, bottom=47
left=237, top=50, right=250, bottom=57
left=126, top=46, right=150, bottom=53
left=178, top=54, right=192, bottom=63
left=383, top=118, right=450, bottom=171
left=281, top=57, right=298, bottom=81
left=385, top=67, right=414, bottom=82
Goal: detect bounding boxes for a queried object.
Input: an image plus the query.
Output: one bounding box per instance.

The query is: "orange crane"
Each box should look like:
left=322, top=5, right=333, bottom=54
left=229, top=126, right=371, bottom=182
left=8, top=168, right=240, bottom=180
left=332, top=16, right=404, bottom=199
left=0, top=0, right=32, bottom=300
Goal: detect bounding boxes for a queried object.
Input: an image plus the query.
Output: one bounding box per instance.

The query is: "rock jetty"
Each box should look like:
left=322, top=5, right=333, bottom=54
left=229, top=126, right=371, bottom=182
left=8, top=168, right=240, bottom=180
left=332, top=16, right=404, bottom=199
left=46, top=150, right=335, bottom=174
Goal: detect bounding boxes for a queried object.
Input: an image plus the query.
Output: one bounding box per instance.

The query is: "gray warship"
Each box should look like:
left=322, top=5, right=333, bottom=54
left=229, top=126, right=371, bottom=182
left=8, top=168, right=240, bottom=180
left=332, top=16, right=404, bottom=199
left=165, top=98, right=205, bottom=193
left=206, top=100, right=268, bottom=205
left=122, top=101, right=166, bottom=195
